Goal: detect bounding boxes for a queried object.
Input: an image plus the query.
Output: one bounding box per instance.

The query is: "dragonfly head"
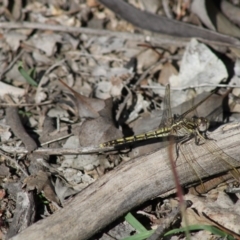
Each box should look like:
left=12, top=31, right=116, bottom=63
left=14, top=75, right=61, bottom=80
left=195, top=117, right=210, bottom=132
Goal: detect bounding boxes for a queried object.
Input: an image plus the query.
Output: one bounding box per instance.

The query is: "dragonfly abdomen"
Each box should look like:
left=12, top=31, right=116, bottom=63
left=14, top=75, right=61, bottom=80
left=99, top=127, right=171, bottom=148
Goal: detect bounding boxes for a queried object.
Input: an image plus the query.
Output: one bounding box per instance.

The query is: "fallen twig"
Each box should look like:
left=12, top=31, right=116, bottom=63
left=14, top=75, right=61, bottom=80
left=0, top=21, right=240, bottom=48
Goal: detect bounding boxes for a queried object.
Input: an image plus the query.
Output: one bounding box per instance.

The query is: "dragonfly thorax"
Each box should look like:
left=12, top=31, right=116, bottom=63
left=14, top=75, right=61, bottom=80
left=193, top=117, right=209, bottom=133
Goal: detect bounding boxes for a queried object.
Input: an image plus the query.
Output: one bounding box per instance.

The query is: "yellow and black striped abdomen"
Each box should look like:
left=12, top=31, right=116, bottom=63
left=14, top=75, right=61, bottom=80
left=99, top=126, right=171, bottom=148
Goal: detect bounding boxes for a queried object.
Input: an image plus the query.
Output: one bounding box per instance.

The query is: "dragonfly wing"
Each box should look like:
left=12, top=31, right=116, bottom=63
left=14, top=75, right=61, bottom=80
left=181, top=91, right=215, bottom=118
left=178, top=142, right=208, bottom=185
left=159, top=84, right=173, bottom=128
left=200, top=137, right=240, bottom=179
left=176, top=135, right=240, bottom=188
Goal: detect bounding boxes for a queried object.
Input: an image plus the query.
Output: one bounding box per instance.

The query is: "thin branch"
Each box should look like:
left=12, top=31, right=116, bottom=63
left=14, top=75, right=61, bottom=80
left=40, top=133, right=73, bottom=146
left=0, top=100, right=52, bottom=107
left=0, top=50, right=24, bottom=80
left=0, top=150, right=29, bottom=177
left=0, top=21, right=186, bottom=46
left=141, top=83, right=240, bottom=91
left=1, top=21, right=240, bottom=48
left=0, top=145, right=113, bottom=155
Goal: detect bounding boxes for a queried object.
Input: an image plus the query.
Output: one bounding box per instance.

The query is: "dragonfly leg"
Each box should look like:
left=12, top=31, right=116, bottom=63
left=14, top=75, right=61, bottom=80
left=175, top=134, right=193, bottom=160
left=203, top=132, right=216, bottom=141
left=194, top=130, right=216, bottom=146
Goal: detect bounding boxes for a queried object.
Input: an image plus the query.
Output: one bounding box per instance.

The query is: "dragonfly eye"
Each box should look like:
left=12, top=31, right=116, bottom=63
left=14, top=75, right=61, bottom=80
left=197, top=117, right=209, bottom=132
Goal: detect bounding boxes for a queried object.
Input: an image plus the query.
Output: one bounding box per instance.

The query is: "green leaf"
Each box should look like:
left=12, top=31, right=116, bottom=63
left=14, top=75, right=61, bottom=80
left=18, top=64, right=38, bottom=87
left=125, top=212, right=147, bottom=232
left=122, top=230, right=154, bottom=240
left=18, top=110, right=32, bottom=117
left=164, top=224, right=234, bottom=240
left=38, top=193, right=50, bottom=205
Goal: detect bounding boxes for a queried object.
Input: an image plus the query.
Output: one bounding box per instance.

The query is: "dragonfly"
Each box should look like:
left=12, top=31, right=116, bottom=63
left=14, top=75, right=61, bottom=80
left=99, top=84, right=240, bottom=187
left=100, top=84, right=214, bottom=148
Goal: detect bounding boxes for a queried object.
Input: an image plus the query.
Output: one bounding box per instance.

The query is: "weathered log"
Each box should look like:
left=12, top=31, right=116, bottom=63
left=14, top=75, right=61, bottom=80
left=11, top=122, right=240, bottom=240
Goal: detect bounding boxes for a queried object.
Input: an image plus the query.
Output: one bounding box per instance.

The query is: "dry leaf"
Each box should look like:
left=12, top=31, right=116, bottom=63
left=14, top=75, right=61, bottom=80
left=54, top=178, right=80, bottom=204
left=0, top=123, right=11, bottom=142
left=0, top=81, right=25, bottom=97
left=220, top=0, right=240, bottom=27
left=27, top=33, right=62, bottom=57
left=59, top=79, right=105, bottom=119
left=4, top=31, right=27, bottom=51
left=23, top=171, right=60, bottom=205
left=191, top=0, right=240, bottom=38
left=136, top=48, right=160, bottom=71
left=185, top=193, right=240, bottom=235
left=0, top=164, right=10, bottom=179
left=191, top=0, right=216, bottom=31
left=158, top=62, right=178, bottom=85
left=79, top=116, right=122, bottom=147
left=169, top=38, right=228, bottom=95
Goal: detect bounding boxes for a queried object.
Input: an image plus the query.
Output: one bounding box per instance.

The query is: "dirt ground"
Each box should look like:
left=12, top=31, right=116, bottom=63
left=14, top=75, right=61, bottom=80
left=1, top=1, right=240, bottom=240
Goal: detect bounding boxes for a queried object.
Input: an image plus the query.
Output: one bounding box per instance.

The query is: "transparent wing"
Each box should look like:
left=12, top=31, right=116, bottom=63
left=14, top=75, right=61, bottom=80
left=176, top=134, right=240, bottom=189
left=159, top=84, right=173, bottom=128
left=181, top=91, right=214, bottom=118
left=201, top=137, right=240, bottom=178
left=178, top=141, right=208, bottom=185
